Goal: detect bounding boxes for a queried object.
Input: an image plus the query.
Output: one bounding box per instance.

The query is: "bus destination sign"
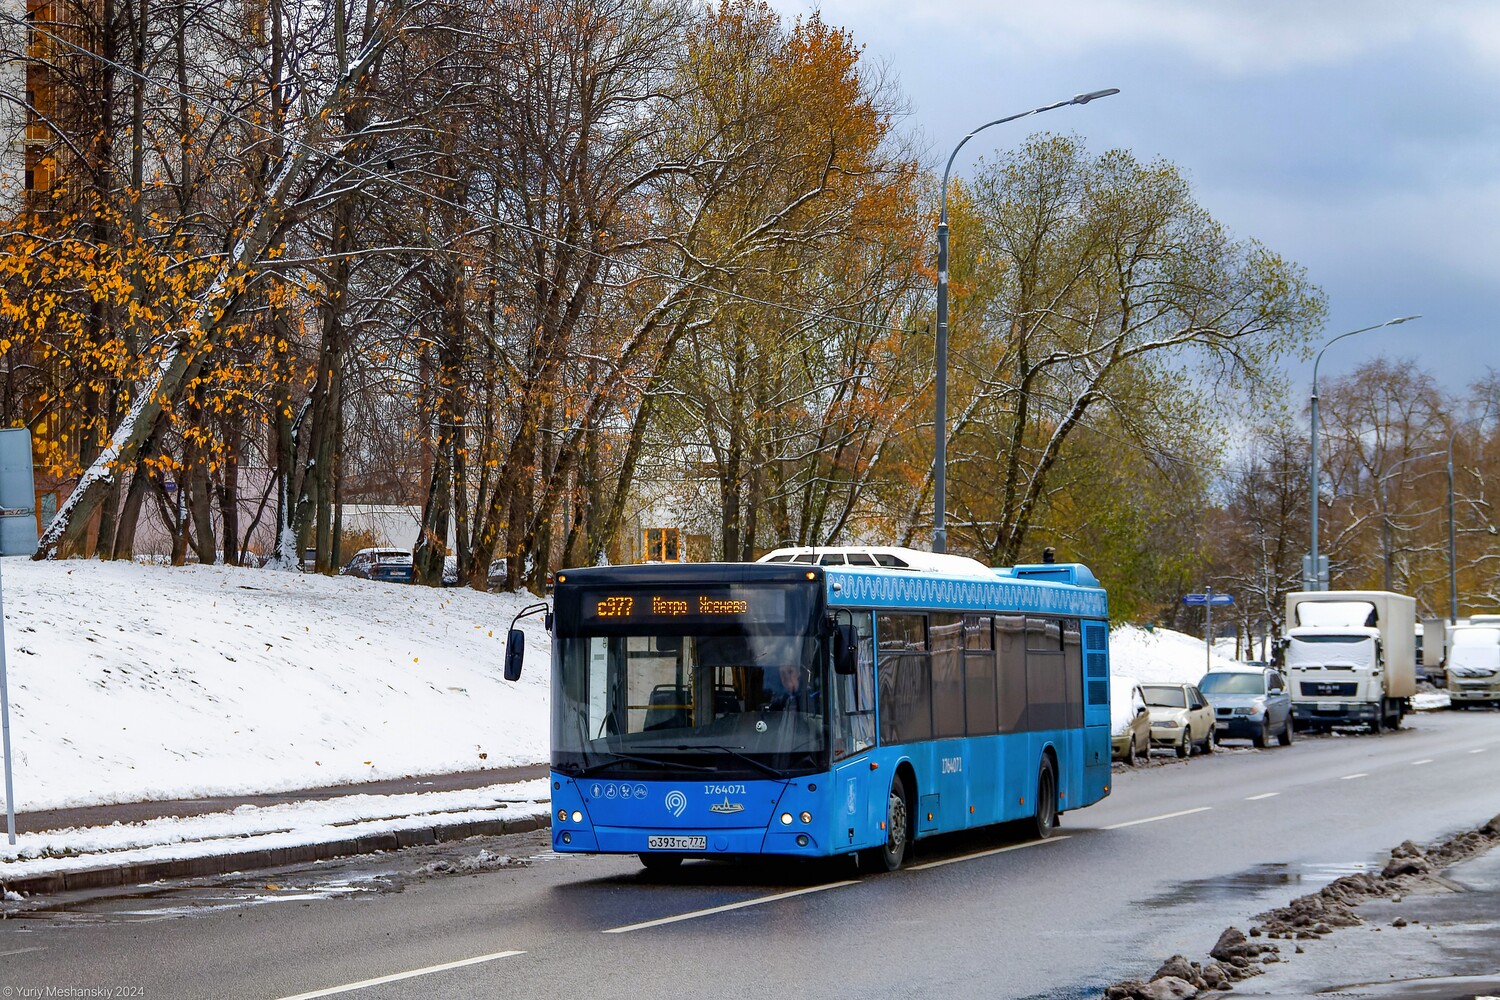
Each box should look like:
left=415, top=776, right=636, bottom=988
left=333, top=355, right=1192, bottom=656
left=579, top=588, right=786, bottom=627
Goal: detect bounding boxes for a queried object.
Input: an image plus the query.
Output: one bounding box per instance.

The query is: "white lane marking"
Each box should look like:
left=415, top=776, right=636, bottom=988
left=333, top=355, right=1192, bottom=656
left=908, top=834, right=1070, bottom=871
left=604, top=881, right=860, bottom=934
left=272, top=950, right=525, bottom=1000
left=1411, top=759, right=1434, bottom=766
left=1340, top=773, right=1368, bottom=780
left=1245, top=792, right=1280, bottom=801
left=0, top=946, right=46, bottom=958
left=1102, top=807, right=1212, bottom=830
left=1470, top=748, right=1489, bottom=754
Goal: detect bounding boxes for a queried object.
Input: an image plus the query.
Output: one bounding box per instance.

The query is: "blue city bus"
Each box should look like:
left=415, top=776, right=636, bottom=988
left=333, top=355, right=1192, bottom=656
left=504, top=547, right=1111, bottom=871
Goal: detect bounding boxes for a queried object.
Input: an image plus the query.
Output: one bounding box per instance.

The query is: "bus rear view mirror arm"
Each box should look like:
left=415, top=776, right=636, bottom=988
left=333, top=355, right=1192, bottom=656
left=504, top=602, right=552, bottom=681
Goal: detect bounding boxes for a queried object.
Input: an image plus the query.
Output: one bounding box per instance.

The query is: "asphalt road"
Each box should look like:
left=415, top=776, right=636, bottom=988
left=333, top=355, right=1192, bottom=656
left=3, top=711, right=1499, bottom=1000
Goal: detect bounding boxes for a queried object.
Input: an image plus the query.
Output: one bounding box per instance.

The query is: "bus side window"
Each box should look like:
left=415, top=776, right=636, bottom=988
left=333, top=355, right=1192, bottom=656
left=996, top=615, right=1027, bottom=733
left=1063, top=619, right=1084, bottom=728
left=831, top=612, right=875, bottom=759
left=964, top=614, right=998, bottom=736
left=1026, top=617, right=1066, bottom=731
left=877, top=612, right=931, bottom=745
left=931, top=613, right=965, bottom=738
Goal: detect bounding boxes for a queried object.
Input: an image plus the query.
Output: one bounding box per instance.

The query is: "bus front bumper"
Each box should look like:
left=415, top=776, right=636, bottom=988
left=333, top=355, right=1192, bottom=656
left=552, top=825, right=827, bottom=858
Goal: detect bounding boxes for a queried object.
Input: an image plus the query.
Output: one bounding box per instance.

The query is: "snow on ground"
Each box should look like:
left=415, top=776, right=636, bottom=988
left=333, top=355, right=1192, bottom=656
left=0, top=780, right=550, bottom=879
left=0, top=558, right=551, bottom=812
left=1107, top=623, right=1244, bottom=691
left=1412, top=691, right=1451, bottom=710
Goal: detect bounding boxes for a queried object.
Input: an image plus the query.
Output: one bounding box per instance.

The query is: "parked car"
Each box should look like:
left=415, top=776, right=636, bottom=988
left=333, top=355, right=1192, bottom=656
left=1110, top=682, right=1152, bottom=764
left=341, top=547, right=415, bottom=583
left=1141, top=682, right=1216, bottom=758
left=1198, top=667, right=1294, bottom=747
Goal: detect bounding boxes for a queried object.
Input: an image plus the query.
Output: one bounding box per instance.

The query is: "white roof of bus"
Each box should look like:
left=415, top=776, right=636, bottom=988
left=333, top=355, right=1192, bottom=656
left=756, top=546, right=997, bottom=578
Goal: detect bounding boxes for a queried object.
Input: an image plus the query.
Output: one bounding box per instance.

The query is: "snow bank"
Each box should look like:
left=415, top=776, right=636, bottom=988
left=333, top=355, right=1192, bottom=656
left=1109, top=623, right=1244, bottom=689
left=0, top=559, right=551, bottom=811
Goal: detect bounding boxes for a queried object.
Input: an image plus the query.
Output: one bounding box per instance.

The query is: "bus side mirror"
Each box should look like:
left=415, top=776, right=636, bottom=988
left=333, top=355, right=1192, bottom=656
left=834, top=624, right=858, bottom=675
left=504, top=629, right=525, bottom=681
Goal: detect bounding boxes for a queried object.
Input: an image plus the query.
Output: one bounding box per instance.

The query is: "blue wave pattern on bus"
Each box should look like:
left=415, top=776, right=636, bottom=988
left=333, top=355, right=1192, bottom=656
left=826, top=568, right=1108, bottom=618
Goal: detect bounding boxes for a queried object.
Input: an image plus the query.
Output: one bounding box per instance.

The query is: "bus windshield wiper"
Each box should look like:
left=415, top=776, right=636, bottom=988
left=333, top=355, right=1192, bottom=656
left=573, top=751, right=713, bottom=777
left=680, top=744, right=787, bottom=778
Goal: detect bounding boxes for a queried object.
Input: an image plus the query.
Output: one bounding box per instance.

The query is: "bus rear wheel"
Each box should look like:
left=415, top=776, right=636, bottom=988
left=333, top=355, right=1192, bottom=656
left=863, top=773, right=910, bottom=872
left=1031, top=757, right=1058, bottom=840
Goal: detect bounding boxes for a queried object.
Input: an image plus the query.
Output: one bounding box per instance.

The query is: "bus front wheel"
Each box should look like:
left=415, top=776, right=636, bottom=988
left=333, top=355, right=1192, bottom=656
left=1031, top=757, right=1058, bottom=840
left=864, top=774, right=910, bottom=872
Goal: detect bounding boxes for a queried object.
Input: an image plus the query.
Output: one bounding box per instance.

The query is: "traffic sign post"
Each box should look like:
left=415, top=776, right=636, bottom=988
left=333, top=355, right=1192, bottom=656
left=0, top=428, right=35, bottom=845
left=1183, top=587, right=1235, bottom=674
left=1301, top=553, right=1328, bottom=591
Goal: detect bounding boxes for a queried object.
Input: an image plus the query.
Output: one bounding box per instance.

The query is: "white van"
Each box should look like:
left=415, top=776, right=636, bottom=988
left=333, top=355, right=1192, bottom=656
left=1446, top=623, right=1500, bottom=707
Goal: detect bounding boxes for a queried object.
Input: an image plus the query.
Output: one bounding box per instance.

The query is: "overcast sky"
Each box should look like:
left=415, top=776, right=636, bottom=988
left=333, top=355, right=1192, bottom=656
left=769, top=1, right=1499, bottom=402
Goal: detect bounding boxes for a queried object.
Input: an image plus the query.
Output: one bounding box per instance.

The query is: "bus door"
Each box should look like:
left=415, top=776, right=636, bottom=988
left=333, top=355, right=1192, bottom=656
left=831, top=612, right=879, bottom=851
left=928, top=613, right=967, bottom=833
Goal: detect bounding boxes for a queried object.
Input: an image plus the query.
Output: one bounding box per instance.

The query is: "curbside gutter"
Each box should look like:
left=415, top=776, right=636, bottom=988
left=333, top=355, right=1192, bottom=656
left=1, top=814, right=551, bottom=899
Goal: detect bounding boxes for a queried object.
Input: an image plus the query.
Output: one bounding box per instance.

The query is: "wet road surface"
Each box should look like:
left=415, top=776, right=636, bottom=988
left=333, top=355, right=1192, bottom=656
left=3, top=711, right=1499, bottom=999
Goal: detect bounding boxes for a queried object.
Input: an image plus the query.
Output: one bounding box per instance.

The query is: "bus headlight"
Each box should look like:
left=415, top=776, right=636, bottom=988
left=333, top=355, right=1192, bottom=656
left=780, top=813, right=794, bottom=825
left=558, top=809, right=567, bottom=822
left=800, top=811, right=812, bottom=824
left=571, top=811, right=583, bottom=823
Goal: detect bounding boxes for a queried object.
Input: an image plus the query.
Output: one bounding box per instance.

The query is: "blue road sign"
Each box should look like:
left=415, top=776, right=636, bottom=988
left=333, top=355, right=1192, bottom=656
left=1182, top=593, right=1234, bottom=606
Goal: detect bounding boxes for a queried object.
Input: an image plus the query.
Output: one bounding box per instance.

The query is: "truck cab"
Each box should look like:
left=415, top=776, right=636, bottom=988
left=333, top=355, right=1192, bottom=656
left=1446, top=623, right=1500, bottom=707
left=1282, top=592, right=1415, bottom=733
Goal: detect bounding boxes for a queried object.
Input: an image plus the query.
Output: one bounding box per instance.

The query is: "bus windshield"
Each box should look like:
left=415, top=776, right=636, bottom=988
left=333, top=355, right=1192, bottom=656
left=553, top=584, right=826, bottom=778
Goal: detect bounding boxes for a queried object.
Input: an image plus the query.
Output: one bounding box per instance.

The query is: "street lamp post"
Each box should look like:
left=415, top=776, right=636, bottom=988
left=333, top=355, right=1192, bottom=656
left=1448, top=429, right=1460, bottom=624
left=1307, top=316, right=1420, bottom=588
left=932, top=88, right=1119, bottom=554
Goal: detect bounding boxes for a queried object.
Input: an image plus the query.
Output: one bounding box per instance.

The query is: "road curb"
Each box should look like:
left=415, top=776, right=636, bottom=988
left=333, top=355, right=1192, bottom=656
left=1, top=814, right=551, bottom=899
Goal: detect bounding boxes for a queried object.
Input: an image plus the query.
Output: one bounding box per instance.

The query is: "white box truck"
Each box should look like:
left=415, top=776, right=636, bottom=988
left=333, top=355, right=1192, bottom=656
left=1446, top=616, right=1500, bottom=707
left=1420, top=617, right=1450, bottom=683
left=1282, top=590, right=1417, bottom=732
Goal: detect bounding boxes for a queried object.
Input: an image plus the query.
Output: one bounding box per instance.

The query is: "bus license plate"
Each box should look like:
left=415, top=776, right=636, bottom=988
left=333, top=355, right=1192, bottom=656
left=647, top=835, right=706, bottom=851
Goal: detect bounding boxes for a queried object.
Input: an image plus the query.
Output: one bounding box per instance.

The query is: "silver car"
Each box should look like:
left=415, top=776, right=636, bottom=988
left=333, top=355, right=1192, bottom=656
left=1142, top=683, right=1216, bottom=758
left=1198, top=668, right=1293, bottom=748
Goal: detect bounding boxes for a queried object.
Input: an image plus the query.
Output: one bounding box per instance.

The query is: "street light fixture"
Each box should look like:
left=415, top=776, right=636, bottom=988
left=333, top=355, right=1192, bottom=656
left=932, top=88, right=1120, bottom=554
left=1307, top=315, right=1420, bottom=588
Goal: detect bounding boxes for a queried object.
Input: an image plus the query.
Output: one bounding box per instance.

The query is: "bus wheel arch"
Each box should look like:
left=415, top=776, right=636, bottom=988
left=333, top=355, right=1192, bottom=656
left=1031, top=748, right=1059, bottom=840
left=864, top=763, right=916, bottom=872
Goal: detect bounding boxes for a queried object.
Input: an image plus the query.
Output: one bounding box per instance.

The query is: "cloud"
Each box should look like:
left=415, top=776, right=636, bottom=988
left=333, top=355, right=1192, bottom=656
left=796, top=0, right=1500, bottom=77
